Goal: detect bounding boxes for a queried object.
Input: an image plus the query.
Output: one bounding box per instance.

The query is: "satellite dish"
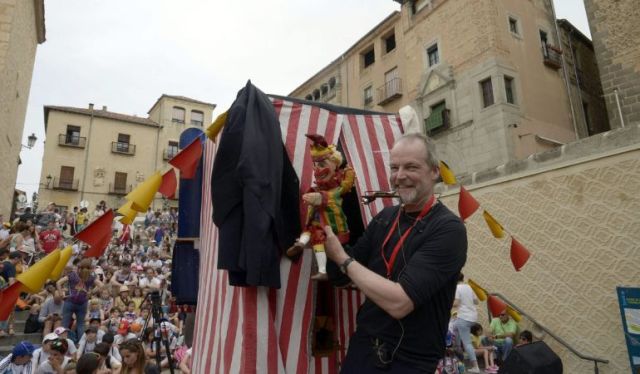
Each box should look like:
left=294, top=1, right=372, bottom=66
left=80, top=200, right=90, bottom=209
left=17, top=195, right=27, bottom=203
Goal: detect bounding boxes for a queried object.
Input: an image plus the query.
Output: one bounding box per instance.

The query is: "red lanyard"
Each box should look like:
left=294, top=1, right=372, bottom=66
left=380, top=195, right=436, bottom=278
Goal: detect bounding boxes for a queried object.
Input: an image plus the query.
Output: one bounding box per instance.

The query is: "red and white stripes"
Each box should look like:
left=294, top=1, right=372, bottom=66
left=192, top=99, right=403, bottom=373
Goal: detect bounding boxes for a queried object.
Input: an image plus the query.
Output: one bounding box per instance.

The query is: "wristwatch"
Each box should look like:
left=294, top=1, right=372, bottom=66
left=339, top=257, right=355, bottom=274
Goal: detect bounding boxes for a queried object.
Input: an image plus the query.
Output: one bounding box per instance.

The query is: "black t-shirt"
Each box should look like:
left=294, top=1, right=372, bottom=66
left=1, top=260, right=16, bottom=282
left=332, top=202, right=467, bottom=371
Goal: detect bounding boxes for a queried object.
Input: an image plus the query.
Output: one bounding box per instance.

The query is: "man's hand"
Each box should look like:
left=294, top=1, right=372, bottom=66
left=302, top=192, right=322, bottom=206
left=323, top=226, right=349, bottom=264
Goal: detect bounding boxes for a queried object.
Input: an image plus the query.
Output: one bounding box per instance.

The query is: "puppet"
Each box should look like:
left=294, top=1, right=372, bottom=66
left=287, top=134, right=355, bottom=280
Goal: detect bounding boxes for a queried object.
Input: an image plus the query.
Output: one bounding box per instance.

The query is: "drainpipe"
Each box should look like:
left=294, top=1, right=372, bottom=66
left=80, top=103, right=95, bottom=202
left=550, top=3, right=579, bottom=140
left=613, top=88, right=625, bottom=128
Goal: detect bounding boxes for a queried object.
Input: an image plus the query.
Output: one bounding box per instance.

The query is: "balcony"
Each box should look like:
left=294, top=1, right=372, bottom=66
left=58, top=134, right=86, bottom=148
left=542, top=45, right=562, bottom=70
left=377, top=78, right=403, bottom=105
left=108, top=183, right=132, bottom=195
left=424, top=108, right=450, bottom=134
left=51, top=177, right=79, bottom=191
left=111, top=142, right=136, bottom=155
left=163, top=149, right=178, bottom=161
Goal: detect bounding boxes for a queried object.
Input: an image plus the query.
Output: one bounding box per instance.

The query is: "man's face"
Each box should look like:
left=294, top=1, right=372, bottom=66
left=312, top=158, right=338, bottom=183
left=146, top=270, right=154, bottom=278
left=389, top=139, right=439, bottom=211
left=500, top=313, right=510, bottom=323
left=13, top=354, right=32, bottom=365
left=87, top=332, right=97, bottom=342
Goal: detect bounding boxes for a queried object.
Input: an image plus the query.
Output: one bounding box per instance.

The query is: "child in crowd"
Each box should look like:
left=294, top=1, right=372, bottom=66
left=470, top=323, right=499, bottom=373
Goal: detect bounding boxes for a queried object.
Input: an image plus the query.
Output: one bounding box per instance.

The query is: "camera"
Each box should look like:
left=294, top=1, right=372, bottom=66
left=149, top=290, right=162, bottom=305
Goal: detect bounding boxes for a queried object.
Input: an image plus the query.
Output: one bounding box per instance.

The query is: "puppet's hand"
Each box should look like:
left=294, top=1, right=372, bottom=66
left=302, top=192, right=322, bottom=206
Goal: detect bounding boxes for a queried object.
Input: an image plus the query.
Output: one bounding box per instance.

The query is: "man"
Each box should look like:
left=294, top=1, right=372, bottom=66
left=38, top=291, right=64, bottom=334
left=38, top=220, right=62, bottom=254
left=0, top=341, right=36, bottom=374
left=139, top=268, right=161, bottom=290
left=324, top=133, right=467, bottom=372
left=489, top=310, right=520, bottom=361
left=110, top=262, right=138, bottom=287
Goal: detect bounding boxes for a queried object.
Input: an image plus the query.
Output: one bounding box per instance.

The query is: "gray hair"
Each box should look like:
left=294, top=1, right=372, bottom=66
left=393, top=133, right=440, bottom=170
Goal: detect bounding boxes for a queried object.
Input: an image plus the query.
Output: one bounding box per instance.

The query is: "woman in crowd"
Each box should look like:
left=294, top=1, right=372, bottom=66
left=119, top=339, right=158, bottom=374
left=57, top=259, right=103, bottom=341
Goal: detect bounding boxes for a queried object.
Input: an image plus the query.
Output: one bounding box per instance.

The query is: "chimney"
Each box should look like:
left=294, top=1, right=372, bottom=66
left=89, top=103, right=94, bottom=110
left=102, top=105, right=107, bottom=111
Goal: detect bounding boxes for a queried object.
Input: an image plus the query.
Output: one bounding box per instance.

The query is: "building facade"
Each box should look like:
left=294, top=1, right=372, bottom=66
left=0, top=0, right=45, bottom=217
left=583, top=0, right=640, bottom=129
left=37, top=96, right=214, bottom=212
left=290, top=0, right=606, bottom=177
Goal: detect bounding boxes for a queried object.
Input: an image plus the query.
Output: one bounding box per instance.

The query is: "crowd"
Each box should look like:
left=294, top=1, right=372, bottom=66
left=0, top=201, right=193, bottom=374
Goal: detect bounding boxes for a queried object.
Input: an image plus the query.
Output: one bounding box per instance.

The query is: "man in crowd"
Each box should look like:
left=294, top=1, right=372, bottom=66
left=139, top=268, right=161, bottom=290
left=489, top=310, right=520, bottom=361
left=39, top=291, right=64, bottom=334
left=323, top=133, right=467, bottom=372
left=38, top=220, right=62, bottom=255
left=0, top=341, right=36, bottom=373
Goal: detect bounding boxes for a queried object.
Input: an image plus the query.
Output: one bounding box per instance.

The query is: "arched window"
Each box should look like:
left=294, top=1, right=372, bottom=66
left=328, top=77, right=336, bottom=89
left=305, top=94, right=313, bottom=101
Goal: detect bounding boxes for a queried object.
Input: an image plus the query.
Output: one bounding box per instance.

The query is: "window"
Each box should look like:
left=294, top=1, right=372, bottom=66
left=114, top=172, right=128, bottom=191
left=65, top=125, right=81, bottom=145
left=191, top=110, right=204, bottom=126
left=480, top=78, right=494, bottom=108
left=172, top=106, right=185, bottom=123
left=313, top=89, right=321, bottom=100
left=362, top=48, right=375, bottom=68
left=411, top=0, right=430, bottom=15
left=425, top=101, right=447, bottom=133
left=168, top=141, right=179, bottom=158
left=59, top=166, right=75, bottom=189
left=117, top=133, right=130, bottom=152
left=305, top=94, right=313, bottom=101
left=504, top=76, right=515, bottom=104
left=540, top=30, right=549, bottom=55
left=509, top=17, right=519, bottom=35
left=427, top=44, right=439, bottom=67
left=384, top=33, right=396, bottom=53
left=328, top=77, right=337, bottom=89
left=363, top=86, right=373, bottom=106
left=321, top=84, right=329, bottom=96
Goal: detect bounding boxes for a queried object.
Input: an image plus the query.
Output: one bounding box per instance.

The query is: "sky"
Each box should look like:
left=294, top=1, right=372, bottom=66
left=15, top=0, right=591, bottom=202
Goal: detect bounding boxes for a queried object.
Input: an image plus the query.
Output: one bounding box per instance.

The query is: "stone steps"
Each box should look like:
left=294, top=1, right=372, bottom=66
left=0, top=310, right=42, bottom=358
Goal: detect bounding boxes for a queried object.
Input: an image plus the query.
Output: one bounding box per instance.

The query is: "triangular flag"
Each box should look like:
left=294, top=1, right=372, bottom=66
left=84, top=231, right=112, bottom=258
left=506, top=305, right=522, bottom=322
left=458, top=186, right=480, bottom=221
left=117, top=201, right=137, bottom=225
left=49, top=246, right=73, bottom=281
left=0, top=282, right=25, bottom=320
left=169, top=137, right=202, bottom=179
left=158, top=169, right=177, bottom=198
left=206, top=110, right=228, bottom=141
left=483, top=210, right=505, bottom=238
left=468, top=278, right=487, bottom=302
left=488, top=295, right=507, bottom=317
left=510, top=237, right=531, bottom=271
left=16, top=249, right=61, bottom=293
left=125, top=172, right=162, bottom=212
left=75, top=209, right=114, bottom=248
left=439, top=161, right=457, bottom=185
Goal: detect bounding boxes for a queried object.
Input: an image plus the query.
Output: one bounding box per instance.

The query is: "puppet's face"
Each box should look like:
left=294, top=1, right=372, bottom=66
left=313, top=158, right=338, bottom=183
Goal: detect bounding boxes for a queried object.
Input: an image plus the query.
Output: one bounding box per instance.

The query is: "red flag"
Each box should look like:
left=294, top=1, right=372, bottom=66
left=119, top=224, right=131, bottom=245
left=510, top=237, right=531, bottom=271
left=84, top=231, right=112, bottom=258
left=169, top=137, right=202, bottom=179
left=75, top=209, right=114, bottom=248
left=458, top=186, right=480, bottom=221
left=0, top=282, right=24, bottom=320
left=159, top=169, right=177, bottom=197
left=488, top=295, right=507, bottom=317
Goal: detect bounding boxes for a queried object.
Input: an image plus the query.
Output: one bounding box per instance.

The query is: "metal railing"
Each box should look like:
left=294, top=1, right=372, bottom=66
left=58, top=134, right=86, bottom=148
left=488, top=292, right=608, bottom=373
left=111, top=142, right=136, bottom=155
left=542, top=45, right=562, bottom=69
left=377, top=78, right=403, bottom=105
left=51, top=177, right=79, bottom=191
left=108, top=183, right=132, bottom=195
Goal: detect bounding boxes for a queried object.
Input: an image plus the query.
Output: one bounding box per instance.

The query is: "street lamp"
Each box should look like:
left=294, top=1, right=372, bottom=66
left=46, top=174, right=52, bottom=188
left=22, top=133, right=37, bottom=149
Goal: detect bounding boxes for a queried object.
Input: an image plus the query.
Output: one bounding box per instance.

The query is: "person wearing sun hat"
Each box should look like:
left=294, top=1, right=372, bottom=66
left=0, top=341, right=36, bottom=373
left=30, top=333, right=59, bottom=370
left=34, top=338, right=69, bottom=374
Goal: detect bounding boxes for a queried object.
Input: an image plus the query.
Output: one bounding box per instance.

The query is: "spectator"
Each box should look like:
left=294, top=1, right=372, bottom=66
left=114, top=286, right=133, bottom=311
left=453, top=273, right=480, bottom=373
left=39, top=291, right=64, bottom=334
left=517, top=330, right=533, bottom=347
left=76, top=208, right=88, bottom=232
left=31, top=333, right=59, bottom=369
left=0, top=341, right=36, bottom=373
left=178, top=346, right=192, bottom=374
left=470, top=323, right=499, bottom=373
left=131, top=288, right=144, bottom=311
left=138, top=269, right=160, bottom=291
left=119, top=339, right=156, bottom=374
left=100, top=333, right=121, bottom=363
left=93, top=342, right=122, bottom=373
left=39, top=220, right=63, bottom=255
left=18, top=207, right=37, bottom=224
left=114, top=320, right=137, bottom=346
left=0, top=251, right=22, bottom=337
left=76, top=327, right=100, bottom=357
left=104, top=308, right=122, bottom=335
left=54, top=327, right=78, bottom=358
left=34, top=338, right=69, bottom=374
left=85, top=299, right=104, bottom=324
left=489, top=310, right=520, bottom=362
left=0, top=222, right=11, bottom=241
left=75, top=352, right=100, bottom=374
left=110, top=263, right=138, bottom=288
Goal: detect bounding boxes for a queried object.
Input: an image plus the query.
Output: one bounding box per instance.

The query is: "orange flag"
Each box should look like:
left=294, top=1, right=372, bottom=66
left=158, top=169, right=177, bottom=198
left=488, top=295, right=507, bottom=317
left=483, top=210, right=505, bottom=238
left=458, top=186, right=480, bottom=221
left=84, top=231, right=112, bottom=258
left=169, top=137, right=202, bottom=179
left=510, top=237, right=531, bottom=271
left=75, top=209, right=114, bottom=248
left=0, top=282, right=25, bottom=320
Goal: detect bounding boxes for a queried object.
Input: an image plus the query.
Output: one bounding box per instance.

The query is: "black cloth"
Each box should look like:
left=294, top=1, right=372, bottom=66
left=328, top=202, right=467, bottom=372
left=212, top=81, right=300, bottom=288
left=1, top=260, right=16, bottom=282
left=170, top=241, right=200, bottom=305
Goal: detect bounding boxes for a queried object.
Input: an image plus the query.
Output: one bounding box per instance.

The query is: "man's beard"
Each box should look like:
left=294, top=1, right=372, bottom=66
left=396, top=187, right=418, bottom=205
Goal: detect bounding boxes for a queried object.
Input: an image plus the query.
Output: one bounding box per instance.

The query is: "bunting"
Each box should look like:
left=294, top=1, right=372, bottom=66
left=74, top=209, right=114, bottom=249
left=488, top=295, right=507, bottom=317
left=439, top=160, right=457, bottom=185
left=206, top=110, right=228, bottom=141
left=125, top=172, right=162, bottom=212
left=117, top=201, right=137, bottom=225
left=458, top=186, right=480, bottom=221
left=84, top=230, right=112, bottom=258
left=169, top=137, right=202, bottom=179
left=159, top=169, right=177, bottom=198
left=50, top=246, right=73, bottom=280
left=510, top=237, right=531, bottom=272
left=482, top=210, right=505, bottom=239
left=16, top=249, right=60, bottom=293
left=468, top=278, right=488, bottom=301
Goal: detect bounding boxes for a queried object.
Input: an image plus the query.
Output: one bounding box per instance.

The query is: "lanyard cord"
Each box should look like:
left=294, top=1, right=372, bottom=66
left=380, top=195, right=436, bottom=278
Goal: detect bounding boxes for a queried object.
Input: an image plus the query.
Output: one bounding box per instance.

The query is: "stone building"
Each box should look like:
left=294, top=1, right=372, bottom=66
left=37, top=95, right=214, bottom=211
left=290, top=0, right=605, bottom=178
left=583, top=0, right=640, bottom=128
left=0, top=0, right=45, bottom=217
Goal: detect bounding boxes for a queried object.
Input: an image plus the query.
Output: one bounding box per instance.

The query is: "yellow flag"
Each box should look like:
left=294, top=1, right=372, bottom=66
left=125, top=171, right=162, bottom=212
left=206, top=111, right=228, bottom=141
left=49, top=246, right=73, bottom=281
left=483, top=210, right=505, bottom=239
left=507, top=305, right=522, bottom=322
left=439, top=161, right=457, bottom=185
left=17, top=249, right=61, bottom=293
left=117, top=200, right=138, bottom=225
left=468, top=278, right=487, bottom=301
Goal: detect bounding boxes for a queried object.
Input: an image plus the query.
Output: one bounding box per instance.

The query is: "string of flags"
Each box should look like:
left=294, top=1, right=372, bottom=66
left=0, top=135, right=204, bottom=319
left=468, top=278, right=523, bottom=320
left=439, top=161, right=532, bottom=272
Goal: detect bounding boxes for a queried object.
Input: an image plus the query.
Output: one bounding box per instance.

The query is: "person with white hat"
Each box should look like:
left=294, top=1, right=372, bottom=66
left=30, top=333, right=58, bottom=369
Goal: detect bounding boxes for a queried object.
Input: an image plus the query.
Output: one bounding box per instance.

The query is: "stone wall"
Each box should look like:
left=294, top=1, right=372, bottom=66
left=584, top=0, right=640, bottom=128
left=438, top=124, right=640, bottom=373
